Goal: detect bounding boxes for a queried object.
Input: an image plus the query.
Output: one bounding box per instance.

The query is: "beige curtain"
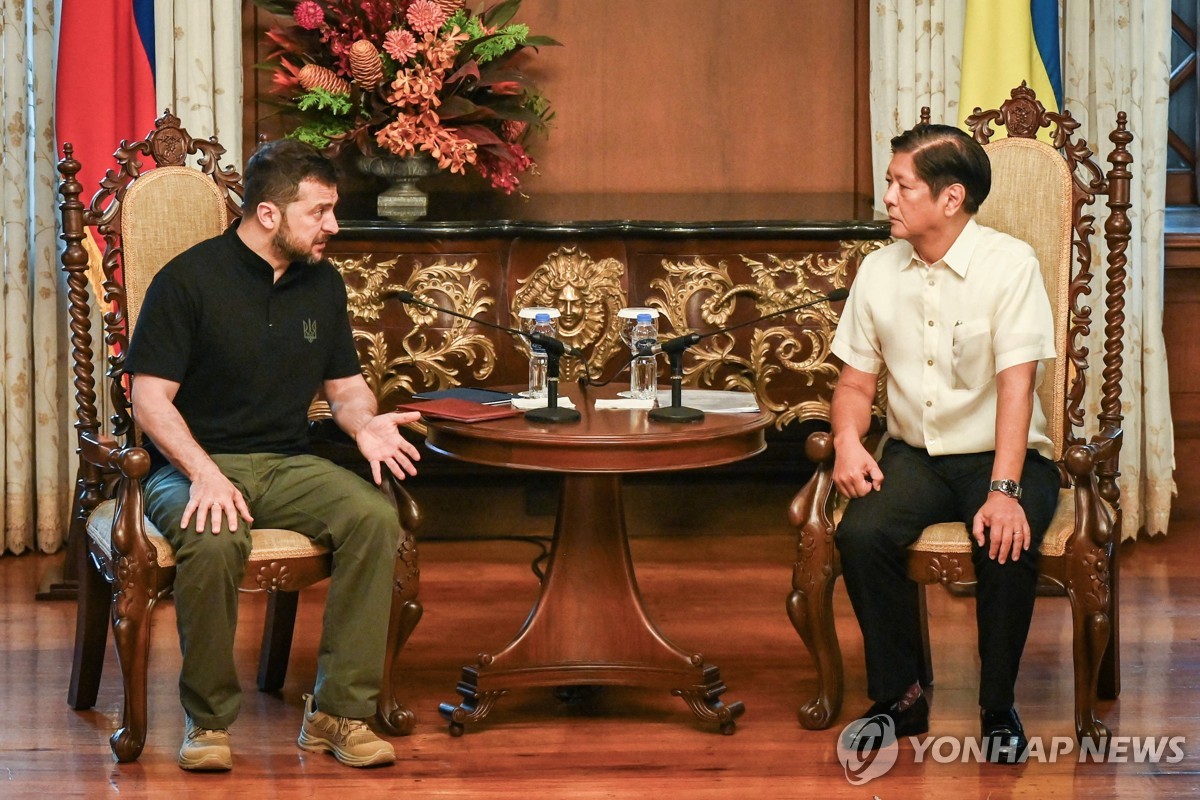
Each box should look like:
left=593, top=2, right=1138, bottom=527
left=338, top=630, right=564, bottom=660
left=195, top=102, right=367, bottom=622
left=1, top=0, right=70, bottom=554
left=868, top=0, right=966, bottom=213
left=869, top=2, right=1175, bottom=539
left=154, top=0, right=244, bottom=168
left=1062, top=0, right=1175, bottom=539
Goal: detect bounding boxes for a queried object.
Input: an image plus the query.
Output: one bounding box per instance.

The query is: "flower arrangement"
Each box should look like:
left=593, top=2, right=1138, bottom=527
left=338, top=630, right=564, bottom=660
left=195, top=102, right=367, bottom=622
left=255, top=0, right=558, bottom=193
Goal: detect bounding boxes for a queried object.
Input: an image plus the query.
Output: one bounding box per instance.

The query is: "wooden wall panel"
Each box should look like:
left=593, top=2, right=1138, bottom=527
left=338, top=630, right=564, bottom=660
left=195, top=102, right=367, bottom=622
left=1165, top=264, right=1200, bottom=431
left=242, top=0, right=871, bottom=199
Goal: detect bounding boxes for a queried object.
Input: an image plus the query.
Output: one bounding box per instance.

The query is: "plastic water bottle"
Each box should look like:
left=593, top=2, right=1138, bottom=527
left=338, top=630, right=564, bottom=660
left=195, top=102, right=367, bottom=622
left=527, top=312, right=553, bottom=398
left=629, top=313, right=658, bottom=400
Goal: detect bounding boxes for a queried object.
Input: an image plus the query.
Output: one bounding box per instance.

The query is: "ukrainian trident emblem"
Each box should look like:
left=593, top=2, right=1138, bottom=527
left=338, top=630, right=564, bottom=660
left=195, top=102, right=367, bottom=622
left=302, top=319, right=318, bottom=343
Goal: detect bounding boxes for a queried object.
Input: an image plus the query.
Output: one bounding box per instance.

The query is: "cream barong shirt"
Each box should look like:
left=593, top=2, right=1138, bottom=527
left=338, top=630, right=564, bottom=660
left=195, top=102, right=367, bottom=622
left=831, top=219, right=1056, bottom=459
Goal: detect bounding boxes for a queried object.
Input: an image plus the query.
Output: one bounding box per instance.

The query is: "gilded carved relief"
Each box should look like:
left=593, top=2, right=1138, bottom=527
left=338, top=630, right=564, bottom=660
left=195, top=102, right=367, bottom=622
left=331, top=254, right=498, bottom=398
left=330, top=240, right=884, bottom=424
left=647, top=240, right=885, bottom=428
left=511, top=246, right=627, bottom=381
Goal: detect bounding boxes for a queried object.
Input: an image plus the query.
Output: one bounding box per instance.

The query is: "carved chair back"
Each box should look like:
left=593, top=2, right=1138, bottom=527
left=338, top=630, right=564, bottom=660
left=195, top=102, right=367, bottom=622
left=920, top=83, right=1130, bottom=498
left=59, top=110, right=243, bottom=461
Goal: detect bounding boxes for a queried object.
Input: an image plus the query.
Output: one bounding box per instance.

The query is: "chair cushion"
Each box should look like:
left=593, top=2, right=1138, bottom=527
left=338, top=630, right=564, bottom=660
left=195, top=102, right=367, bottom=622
left=85, top=499, right=328, bottom=567
left=832, top=488, right=1076, bottom=558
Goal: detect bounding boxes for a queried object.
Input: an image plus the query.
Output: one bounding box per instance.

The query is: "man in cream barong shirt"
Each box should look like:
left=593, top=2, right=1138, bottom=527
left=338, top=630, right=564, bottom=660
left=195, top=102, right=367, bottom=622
left=831, top=124, right=1059, bottom=765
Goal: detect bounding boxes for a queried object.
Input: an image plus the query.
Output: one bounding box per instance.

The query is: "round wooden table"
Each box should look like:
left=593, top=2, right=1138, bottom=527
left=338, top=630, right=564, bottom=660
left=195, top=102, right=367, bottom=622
left=427, top=383, right=770, bottom=735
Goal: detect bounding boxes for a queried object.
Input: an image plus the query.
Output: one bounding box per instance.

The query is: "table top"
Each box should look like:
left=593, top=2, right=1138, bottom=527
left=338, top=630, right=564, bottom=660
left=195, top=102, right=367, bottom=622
left=422, top=384, right=771, bottom=474
left=339, top=192, right=890, bottom=241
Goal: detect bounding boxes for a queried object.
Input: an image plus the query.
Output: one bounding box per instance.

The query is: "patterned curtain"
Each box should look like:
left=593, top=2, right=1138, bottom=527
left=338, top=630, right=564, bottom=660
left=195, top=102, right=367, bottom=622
left=869, top=1, right=1175, bottom=539
left=0, top=0, right=69, bottom=554
left=153, top=0, right=244, bottom=168
left=1062, top=0, right=1175, bottom=539
left=868, top=0, right=966, bottom=213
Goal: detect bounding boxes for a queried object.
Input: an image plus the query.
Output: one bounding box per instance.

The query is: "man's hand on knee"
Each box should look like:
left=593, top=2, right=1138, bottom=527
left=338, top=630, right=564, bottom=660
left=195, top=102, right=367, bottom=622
left=181, top=465, right=253, bottom=534
left=972, top=494, right=1030, bottom=564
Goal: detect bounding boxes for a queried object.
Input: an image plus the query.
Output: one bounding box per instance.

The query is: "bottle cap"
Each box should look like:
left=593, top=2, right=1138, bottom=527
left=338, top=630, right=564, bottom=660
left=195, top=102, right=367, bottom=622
left=535, top=312, right=550, bottom=323
left=637, top=313, right=652, bottom=324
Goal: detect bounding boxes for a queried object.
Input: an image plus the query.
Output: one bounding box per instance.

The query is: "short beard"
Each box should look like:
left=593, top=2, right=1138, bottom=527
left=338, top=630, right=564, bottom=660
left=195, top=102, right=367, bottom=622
left=272, top=215, right=321, bottom=265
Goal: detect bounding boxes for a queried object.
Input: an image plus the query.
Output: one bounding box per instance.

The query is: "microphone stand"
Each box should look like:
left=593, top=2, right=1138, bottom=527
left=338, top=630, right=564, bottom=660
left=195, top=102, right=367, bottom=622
left=387, top=290, right=582, bottom=424
left=533, top=349, right=579, bottom=424
left=645, top=288, right=850, bottom=424
left=649, top=349, right=704, bottom=423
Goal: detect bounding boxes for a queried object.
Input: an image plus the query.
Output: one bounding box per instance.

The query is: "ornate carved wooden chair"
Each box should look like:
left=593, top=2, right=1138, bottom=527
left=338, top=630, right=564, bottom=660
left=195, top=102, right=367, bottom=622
left=59, top=111, right=423, bottom=762
left=788, top=85, right=1129, bottom=744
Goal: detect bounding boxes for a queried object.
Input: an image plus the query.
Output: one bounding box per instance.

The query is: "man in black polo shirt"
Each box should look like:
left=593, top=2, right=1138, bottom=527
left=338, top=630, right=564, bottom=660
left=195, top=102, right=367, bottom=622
left=125, top=139, right=421, bottom=771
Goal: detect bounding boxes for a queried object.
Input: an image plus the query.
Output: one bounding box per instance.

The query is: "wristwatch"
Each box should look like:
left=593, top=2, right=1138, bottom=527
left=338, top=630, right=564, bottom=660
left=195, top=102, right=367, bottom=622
left=989, top=479, right=1023, bottom=500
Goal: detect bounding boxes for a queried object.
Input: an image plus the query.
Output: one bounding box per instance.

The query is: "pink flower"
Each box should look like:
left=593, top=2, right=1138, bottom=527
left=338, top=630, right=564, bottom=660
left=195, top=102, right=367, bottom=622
left=293, top=0, right=324, bottom=30
left=383, top=28, right=418, bottom=62
left=405, top=0, right=447, bottom=35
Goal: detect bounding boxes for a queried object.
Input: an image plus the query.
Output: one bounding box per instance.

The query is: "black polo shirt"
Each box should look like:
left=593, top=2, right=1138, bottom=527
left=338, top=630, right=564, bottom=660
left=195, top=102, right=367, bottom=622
left=125, top=223, right=362, bottom=473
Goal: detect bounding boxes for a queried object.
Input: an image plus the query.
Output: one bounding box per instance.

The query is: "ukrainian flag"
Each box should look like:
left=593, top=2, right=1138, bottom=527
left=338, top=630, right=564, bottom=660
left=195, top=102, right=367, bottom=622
left=959, top=0, right=1062, bottom=139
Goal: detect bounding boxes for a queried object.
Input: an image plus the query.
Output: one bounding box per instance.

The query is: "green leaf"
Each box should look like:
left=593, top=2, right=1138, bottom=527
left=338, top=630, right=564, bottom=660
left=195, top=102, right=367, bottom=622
left=480, top=0, right=522, bottom=29
left=439, top=95, right=499, bottom=122
left=287, top=117, right=354, bottom=149
left=295, top=88, right=353, bottom=117
left=476, top=67, right=534, bottom=88
left=455, top=124, right=507, bottom=147
left=522, top=35, right=562, bottom=48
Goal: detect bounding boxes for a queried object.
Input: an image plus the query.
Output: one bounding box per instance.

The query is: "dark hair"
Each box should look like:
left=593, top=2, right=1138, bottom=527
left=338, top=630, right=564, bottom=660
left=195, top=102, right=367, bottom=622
left=890, top=124, right=991, bottom=213
left=242, top=138, right=339, bottom=212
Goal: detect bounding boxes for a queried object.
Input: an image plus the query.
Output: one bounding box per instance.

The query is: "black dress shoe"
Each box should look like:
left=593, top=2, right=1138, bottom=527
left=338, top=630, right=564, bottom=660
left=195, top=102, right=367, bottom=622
left=841, top=693, right=930, bottom=752
left=981, top=707, right=1029, bottom=764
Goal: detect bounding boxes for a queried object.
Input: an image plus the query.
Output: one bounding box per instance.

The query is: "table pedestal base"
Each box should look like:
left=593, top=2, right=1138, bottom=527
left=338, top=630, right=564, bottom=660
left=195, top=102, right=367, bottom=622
left=438, top=473, right=744, bottom=735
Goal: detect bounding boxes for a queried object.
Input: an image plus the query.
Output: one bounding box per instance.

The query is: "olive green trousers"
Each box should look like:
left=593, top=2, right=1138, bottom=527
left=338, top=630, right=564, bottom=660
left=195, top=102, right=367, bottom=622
left=145, top=453, right=399, bottom=729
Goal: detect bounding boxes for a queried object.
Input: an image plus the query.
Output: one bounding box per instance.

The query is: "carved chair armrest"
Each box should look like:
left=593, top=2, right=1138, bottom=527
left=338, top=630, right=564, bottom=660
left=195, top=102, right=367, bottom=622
left=1063, top=427, right=1123, bottom=480
left=381, top=473, right=423, bottom=532
left=788, top=414, right=886, bottom=528
left=79, top=430, right=149, bottom=477
left=77, top=430, right=160, bottom=564
left=789, top=431, right=835, bottom=527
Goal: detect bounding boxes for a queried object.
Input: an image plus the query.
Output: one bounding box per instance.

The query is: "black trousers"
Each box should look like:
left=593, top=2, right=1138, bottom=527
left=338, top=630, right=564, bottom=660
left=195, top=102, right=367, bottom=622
left=835, top=439, right=1060, bottom=711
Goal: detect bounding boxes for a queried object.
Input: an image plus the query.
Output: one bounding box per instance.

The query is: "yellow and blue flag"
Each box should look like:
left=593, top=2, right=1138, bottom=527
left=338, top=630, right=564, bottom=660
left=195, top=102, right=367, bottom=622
left=960, top=0, right=1062, bottom=137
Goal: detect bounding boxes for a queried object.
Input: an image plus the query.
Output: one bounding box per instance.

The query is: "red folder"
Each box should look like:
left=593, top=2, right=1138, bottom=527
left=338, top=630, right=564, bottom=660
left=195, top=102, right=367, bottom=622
left=394, top=398, right=522, bottom=423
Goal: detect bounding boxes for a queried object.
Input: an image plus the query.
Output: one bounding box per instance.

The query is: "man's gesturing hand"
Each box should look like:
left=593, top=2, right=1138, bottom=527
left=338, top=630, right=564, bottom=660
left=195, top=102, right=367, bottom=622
left=355, top=411, right=423, bottom=485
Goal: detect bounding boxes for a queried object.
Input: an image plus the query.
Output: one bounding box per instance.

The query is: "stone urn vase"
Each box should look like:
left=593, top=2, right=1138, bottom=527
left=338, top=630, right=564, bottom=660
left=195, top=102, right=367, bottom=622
left=356, top=152, right=440, bottom=221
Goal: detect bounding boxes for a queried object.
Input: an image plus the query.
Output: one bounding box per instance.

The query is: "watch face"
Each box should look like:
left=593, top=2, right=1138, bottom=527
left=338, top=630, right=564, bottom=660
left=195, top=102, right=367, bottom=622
left=991, top=479, right=1021, bottom=498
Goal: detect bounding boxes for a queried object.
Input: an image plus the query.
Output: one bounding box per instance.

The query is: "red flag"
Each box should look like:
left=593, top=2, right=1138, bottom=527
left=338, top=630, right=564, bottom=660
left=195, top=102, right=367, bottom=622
left=55, top=0, right=157, bottom=201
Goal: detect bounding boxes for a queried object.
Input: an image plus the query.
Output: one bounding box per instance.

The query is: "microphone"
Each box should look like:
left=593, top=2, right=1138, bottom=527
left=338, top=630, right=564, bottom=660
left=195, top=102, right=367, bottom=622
left=386, top=289, right=584, bottom=358
left=386, top=288, right=583, bottom=424
left=641, top=286, right=849, bottom=423
left=636, top=287, right=850, bottom=356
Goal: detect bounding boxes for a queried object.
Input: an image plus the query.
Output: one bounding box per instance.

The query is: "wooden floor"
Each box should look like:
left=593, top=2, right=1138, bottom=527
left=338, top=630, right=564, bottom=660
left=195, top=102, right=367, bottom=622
left=2, top=479, right=1199, bottom=798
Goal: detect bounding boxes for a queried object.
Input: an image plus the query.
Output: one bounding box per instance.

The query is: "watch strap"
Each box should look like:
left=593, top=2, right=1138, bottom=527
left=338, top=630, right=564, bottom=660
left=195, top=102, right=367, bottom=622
left=989, top=479, right=1023, bottom=500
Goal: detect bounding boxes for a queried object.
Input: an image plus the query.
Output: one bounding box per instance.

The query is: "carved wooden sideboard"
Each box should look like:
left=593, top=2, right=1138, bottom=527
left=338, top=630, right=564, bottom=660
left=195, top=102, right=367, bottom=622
left=327, top=192, right=889, bottom=479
